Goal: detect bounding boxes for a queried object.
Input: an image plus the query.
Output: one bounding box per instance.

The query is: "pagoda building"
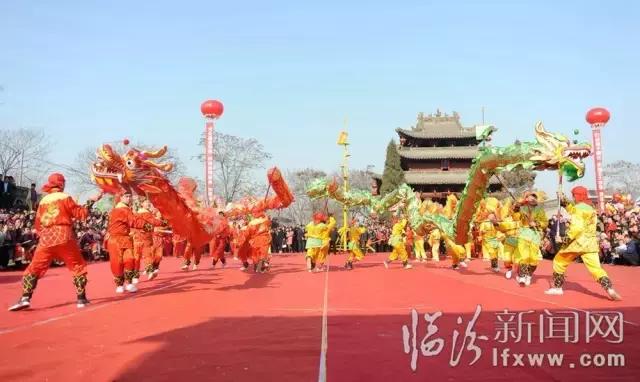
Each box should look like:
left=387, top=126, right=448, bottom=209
left=385, top=110, right=501, bottom=201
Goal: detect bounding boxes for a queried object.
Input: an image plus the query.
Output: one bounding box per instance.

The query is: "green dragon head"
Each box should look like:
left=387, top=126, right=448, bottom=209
left=530, top=122, right=591, bottom=181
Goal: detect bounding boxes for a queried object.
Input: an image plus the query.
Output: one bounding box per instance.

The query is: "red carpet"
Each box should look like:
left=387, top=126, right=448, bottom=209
left=0, top=254, right=638, bottom=381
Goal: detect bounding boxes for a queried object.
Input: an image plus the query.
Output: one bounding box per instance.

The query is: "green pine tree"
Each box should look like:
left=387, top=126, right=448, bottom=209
left=380, top=139, right=405, bottom=195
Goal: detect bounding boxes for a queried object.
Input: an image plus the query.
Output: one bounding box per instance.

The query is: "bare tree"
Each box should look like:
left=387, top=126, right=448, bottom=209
left=0, top=128, right=51, bottom=187
left=328, top=168, right=377, bottom=192
left=69, top=141, right=187, bottom=195
left=278, top=168, right=376, bottom=225
left=277, top=169, right=327, bottom=225
left=198, top=131, right=272, bottom=203
left=604, top=161, right=640, bottom=198
left=498, top=167, right=537, bottom=196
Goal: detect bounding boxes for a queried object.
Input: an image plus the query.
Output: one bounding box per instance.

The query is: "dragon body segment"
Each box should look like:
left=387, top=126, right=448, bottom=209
left=91, top=143, right=214, bottom=248
left=307, top=122, right=591, bottom=246
left=91, top=141, right=295, bottom=249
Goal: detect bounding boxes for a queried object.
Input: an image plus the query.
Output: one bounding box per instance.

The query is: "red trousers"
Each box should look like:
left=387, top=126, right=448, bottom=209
left=145, top=244, right=163, bottom=268
left=183, top=242, right=202, bottom=264
left=209, top=238, right=226, bottom=261
left=250, top=234, right=270, bottom=263
left=25, top=240, right=87, bottom=278
left=237, top=239, right=251, bottom=263
left=107, top=236, right=135, bottom=279
left=133, top=240, right=144, bottom=271
left=173, top=240, right=186, bottom=258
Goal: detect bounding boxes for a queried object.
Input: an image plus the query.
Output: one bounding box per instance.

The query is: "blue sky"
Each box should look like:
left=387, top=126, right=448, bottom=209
left=1, top=0, right=639, bottom=198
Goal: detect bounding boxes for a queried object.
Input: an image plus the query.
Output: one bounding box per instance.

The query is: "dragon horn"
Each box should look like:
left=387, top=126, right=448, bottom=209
left=141, top=146, right=168, bottom=159
left=142, top=160, right=174, bottom=172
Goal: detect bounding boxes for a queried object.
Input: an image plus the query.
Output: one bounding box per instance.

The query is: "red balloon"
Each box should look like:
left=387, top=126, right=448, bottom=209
left=586, top=107, right=610, bottom=125
left=123, top=138, right=130, bottom=145
left=201, top=100, right=224, bottom=118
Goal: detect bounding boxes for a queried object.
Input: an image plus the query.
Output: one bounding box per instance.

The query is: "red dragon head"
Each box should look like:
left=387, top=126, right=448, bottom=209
left=91, top=143, right=174, bottom=195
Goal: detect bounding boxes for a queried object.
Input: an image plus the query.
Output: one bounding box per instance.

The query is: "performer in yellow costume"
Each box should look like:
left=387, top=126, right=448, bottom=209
left=497, top=198, right=519, bottom=279
left=316, top=213, right=336, bottom=272
left=513, top=191, right=548, bottom=286
left=477, top=197, right=502, bottom=273
left=428, top=228, right=441, bottom=262
left=413, top=229, right=427, bottom=262
left=419, top=199, right=442, bottom=262
left=341, top=219, right=367, bottom=270
left=545, top=186, right=621, bottom=300
left=383, top=217, right=412, bottom=269
left=305, top=213, right=326, bottom=272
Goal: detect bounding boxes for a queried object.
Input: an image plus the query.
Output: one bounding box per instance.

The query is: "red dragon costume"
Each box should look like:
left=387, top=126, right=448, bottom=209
left=224, top=168, right=294, bottom=273
left=90, top=142, right=293, bottom=274
left=91, top=142, right=215, bottom=249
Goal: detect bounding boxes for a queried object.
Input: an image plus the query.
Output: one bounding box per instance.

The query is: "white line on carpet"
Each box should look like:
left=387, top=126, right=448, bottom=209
left=318, top=264, right=329, bottom=382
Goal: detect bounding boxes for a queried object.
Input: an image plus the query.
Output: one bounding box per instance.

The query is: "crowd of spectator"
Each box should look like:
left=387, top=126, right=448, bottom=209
left=541, top=199, right=640, bottom=266
left=0, top=206, right=112, bottom=269
left=596, top=202, right=640, bottom=265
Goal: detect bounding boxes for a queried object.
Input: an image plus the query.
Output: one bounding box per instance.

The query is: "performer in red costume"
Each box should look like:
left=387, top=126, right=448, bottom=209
left=236, top=218, right=252, bottom=271
left=181, top=241, right=203, bottom=271
left=134, top=199, right=164, bottom=281
left=9, top=173, right=94, bottom=311
left=106, top=191, right=152, bottom=294
left=246, top=208, right=272, bottom=273
left=172, top=232, right=187, bottom=258
left=147, top=210, right=171, bottom=279
left=210, top=211, right=231, bottom=269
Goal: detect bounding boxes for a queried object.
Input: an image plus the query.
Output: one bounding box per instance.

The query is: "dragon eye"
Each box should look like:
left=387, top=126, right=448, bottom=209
left=126, top=159, right=135, bottom=169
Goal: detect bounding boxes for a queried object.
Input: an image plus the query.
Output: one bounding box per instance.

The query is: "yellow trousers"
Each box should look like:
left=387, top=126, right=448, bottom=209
left=317, top=242, right=330, bottom=265
left=464, top=242, right=472, bottom=260
left=481, top=239, right=500, bottom=260
left=414, top=239, right=427, bottom=260
left=347, top=242, right=364, bottom=262
left=443, top=236, right=465, bottom=266
left=430, top=241, right=440, bottom=261
left=306, top=247, right=321, bottom=262
left=502, top=242, right=516, bottom=268
left=517, top=240, right=542, bottom=266
left=388, top=243, right=408, bottom=262
left=553, top=251, right=608, bottom=280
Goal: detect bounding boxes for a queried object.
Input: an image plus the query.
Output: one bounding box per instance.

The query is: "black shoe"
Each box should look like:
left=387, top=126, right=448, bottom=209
left=77, top=294, right=90, bottom=308
left=8, top=296, right=31, bottom=312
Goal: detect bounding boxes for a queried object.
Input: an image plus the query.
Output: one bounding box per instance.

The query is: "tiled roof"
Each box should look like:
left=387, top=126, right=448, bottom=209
left=396, top=127, right=477, bottom=139
left=397, top=146, right=479, bottom=160
left=403, top=170, right=500, bottom=185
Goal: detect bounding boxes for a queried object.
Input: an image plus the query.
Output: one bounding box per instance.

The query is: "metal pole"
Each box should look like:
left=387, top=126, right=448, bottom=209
left=204, top=119, right=215, bottom=207
left=555, top=170, right=564, bottom=242
left=591, top=125, right=605, bottom=212
left=341, top=118, right=350, bottom=252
